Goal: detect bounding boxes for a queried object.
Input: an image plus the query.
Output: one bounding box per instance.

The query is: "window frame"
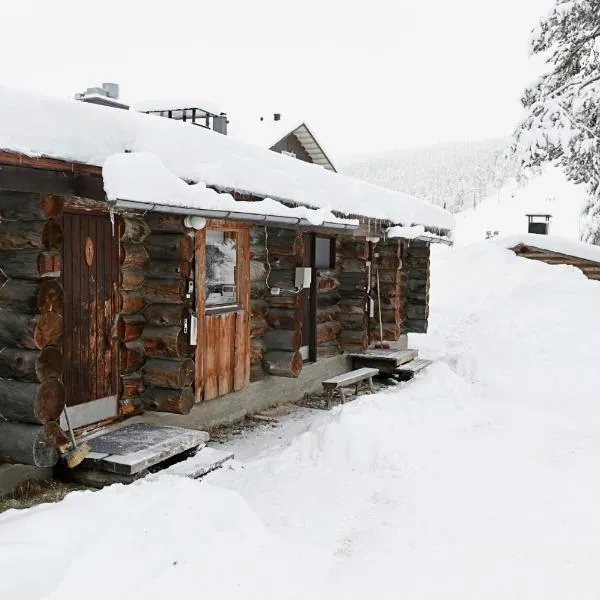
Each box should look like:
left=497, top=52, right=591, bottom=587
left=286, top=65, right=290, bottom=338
left=204, top=228, right=241, bottom=312
left=313, top=235, right=336, bottom=270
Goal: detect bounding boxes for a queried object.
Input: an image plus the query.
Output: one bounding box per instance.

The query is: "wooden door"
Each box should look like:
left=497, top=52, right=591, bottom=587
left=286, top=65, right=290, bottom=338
left=62, top=212, right=119, bottom=426
left=196, top=223, right=250, bottom=401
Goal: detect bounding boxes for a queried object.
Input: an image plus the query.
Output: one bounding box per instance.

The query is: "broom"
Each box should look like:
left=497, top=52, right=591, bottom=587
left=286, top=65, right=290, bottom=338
left=61, top=405, right=91, bottom=468
left=375, top=266, right=390, bottom=350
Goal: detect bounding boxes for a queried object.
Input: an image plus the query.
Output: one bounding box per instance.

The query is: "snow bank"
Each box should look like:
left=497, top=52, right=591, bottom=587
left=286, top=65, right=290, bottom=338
left=0, top=86, right=453, bottom=230
left=497, top=233, right=600, bottom=263
left=103, top=153, right=357, bottom=226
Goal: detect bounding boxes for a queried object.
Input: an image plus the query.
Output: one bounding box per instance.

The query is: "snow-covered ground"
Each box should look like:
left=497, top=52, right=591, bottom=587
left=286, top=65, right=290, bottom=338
left=3, top=242, right=600, bottom=599
left=454, top=167, right=587, bottom=244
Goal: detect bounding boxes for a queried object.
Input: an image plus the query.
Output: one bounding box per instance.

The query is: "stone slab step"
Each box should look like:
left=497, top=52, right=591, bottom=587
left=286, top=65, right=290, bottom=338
left=395, top=358, right=433, bottom=381
left=160, top=447, right=234, bottom=479
left=349, top=349, right=419, bottom=373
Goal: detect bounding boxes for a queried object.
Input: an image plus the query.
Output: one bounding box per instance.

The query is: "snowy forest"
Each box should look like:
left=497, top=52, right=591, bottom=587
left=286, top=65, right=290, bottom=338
left=341, top=139, right=520, bottom=214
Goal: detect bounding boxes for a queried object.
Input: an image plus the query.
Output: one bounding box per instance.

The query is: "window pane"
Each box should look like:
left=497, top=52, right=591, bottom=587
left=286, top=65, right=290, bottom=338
left=205, top=230, right=238, bottom=306
left=315, top=237, right=333, bottom=268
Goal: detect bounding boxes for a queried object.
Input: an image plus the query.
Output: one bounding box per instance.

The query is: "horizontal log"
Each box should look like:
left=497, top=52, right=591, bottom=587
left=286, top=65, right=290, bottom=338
left=317, top=270, right=340, bottom=292
left=316, top=321, right=342, bottom=344
left=120, top=373, right=145, bottom=399
left=406, top=243, right=430, bottom=257
left=316, top=290, right=341, bottom=307
left=142, top=358, right=195, bottom=389
left=0, top=279, right=63, bottom=314
left=250, top=299, right=268, bottom=318
left=118, top=314, right=146, bottom=342
left=316, top=304, right=341, bottom=323
left=120, top=341, right=146, bottom=373
left=268, top=294, right=301, bottom=308
left=251, top=316, right=267, bottom=338
left=341, top=313, right=367, bottom=329
left=250, top=337, right=266, bottom=363
left=337, top=240, right=368, bottom=259
left=120, top=269, right=145, bottom=291
left=0, top=219, right=62, bottom=250
left=0, top=192, right=64, bottom=221
left=145, top=259, right=191, bottom=279
left=370, top=323, right=402, bottom=341
left=119, top=216, right=151, bottom=243
left=338, top=258, right=367, bottom=273
left=141, top=386, right=194, bottom=414
left=266, top=242, right=302, bottom=257
left=266, top=308, right=301, bottom=329
left=143, top=278, right=188, bottom=304
left=264, top=329, right=301, bottom=351
left=120, top=290, right=147, bottom=314
left=338, top=298, right=365, bottom=313
left=0, top=310, right=62, bottom=349
left=250, top=362, right=265, bottom=382
left=374, top=255, right=402, bottom=269
left=0, top=377, right=65, bottom=424
left=141, top=326, right=193, bottom=359
left=143, top=304, right=187, bottom=327
left=267, top=268, right=295, bottom=289
left=144, top=213, right=192, bottom=233
left=120, top=243, right=149, bottom=268
left=265, top=254, right=297, bottom=269
left=145, top=233, right=195, bottom=262
left=263, top=350, right=302, bottom=377
left=407, top=305, right=429, bottom=319
left=0, top=421, right=61, bottom=467
left=405, top=319, right=428, bottom=334
left=250, top=259, right=268, bottom=283
left=0, top=249, right=60, bottom=280
left=316, top=341, right=341, bottom=359
left=0, top=346, right=62, bottom=382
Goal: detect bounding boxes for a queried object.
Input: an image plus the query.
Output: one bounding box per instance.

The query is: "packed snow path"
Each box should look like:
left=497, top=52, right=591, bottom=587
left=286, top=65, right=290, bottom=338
left=3, top=243, right=600, bottom=599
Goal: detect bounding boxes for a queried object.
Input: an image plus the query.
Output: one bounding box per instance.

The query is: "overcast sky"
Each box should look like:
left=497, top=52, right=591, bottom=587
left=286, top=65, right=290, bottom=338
left=4, top=0, right=554, bottom=160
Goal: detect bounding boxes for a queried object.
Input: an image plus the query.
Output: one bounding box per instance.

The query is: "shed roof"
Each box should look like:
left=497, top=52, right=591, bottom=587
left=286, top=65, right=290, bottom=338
left=0, top=86, right=453, bottom=231
left=498, top=234, right=600, bottom=264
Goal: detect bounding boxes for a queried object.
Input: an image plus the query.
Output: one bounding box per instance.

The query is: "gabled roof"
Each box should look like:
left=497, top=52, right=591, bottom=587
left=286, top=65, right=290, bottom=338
left=230, top=116, right=337, bottom=172
left=0, top=86, right=454, bottom=232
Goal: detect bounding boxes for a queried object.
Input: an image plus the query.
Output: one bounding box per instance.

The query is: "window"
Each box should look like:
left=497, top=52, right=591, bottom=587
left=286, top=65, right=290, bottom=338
left=314, top=236, right=335, bottom=269
left=205, top=230, right=238, bottom=307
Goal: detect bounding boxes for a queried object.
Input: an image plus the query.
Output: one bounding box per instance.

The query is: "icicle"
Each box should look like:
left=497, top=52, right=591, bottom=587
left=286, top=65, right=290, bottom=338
left=109, top=207, right=116, bottom=236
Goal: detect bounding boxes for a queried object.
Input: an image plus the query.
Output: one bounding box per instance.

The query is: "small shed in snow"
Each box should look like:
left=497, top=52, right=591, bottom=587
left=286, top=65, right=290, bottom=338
left=0, top=86, right=453, bottom=471
left=502, top=234, right=600, bottom=281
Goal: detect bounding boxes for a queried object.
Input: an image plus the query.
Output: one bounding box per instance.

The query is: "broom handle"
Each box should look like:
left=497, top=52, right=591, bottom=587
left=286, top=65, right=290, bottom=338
left=377, top=267, right=383, bottom=344
left=62, top=405, right=78, bottom=448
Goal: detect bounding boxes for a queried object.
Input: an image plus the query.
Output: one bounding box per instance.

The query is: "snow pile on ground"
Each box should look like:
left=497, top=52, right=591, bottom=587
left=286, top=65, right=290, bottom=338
left=3, top=242, right=600, bottom=598
left=454, top=166, right=586, bottom=244
left=0, top=86, right=452, bottom=230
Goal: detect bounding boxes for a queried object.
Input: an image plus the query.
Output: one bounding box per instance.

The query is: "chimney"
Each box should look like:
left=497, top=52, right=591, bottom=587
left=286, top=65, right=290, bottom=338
left=273, top=113, right=281, bottom=121
left=75, top=82, right=128, bottom=110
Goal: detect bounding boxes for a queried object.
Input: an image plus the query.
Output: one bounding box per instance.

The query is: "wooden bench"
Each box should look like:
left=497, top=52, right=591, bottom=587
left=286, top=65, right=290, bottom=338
left=394, top=358, right=432, bottom=381
left=322, top=367, right=379, bottom=408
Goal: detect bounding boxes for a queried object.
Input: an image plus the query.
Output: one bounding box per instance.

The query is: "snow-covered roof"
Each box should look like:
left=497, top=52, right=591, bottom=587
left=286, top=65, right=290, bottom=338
left=499, top=234, right=600, bottom=264
left=230, top=115, right=337, bottom=172
left=134, top=97, right=223, bottom=115
left=0, top=86, right=453, bottom=231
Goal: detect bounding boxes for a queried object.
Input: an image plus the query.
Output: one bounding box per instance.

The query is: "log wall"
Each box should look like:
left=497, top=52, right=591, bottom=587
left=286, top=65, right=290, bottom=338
left=0, top=191, right=67, bottom=466
left=117, top=214, right=196, bottom=415
left=370, top=238, right=406, bottom=342
left=404, top=241, right=430, bottom=334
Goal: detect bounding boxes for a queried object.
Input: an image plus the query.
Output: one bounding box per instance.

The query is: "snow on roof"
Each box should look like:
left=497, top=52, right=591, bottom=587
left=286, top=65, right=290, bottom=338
left=498, top=234, right=600, bottom=264
left=133, top=97, right=223, bottom=115
left=0, top=86, right=453, bottom=231
left=103, top=152, right=358, bottom=227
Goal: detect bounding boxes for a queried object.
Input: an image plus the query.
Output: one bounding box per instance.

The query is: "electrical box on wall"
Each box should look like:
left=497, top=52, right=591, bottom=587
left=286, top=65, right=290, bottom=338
left=295, top=267, right=312, bottom=290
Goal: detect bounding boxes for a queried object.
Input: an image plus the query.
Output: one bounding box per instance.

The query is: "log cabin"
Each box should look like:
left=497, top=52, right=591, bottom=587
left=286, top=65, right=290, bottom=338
left=0, top=85, right=453, bottom=471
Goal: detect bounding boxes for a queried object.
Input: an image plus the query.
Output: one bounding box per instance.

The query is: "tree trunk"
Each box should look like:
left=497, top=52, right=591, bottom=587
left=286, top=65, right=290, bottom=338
left=0, top=249, right=60, bottom=279
left=119, top=216, right=150, bottom=243
left=0, top=219, right=62, bottom=249
left=143, top=278, right=188, bottom=304
left=0, top=346, right=62, bottom=381
left=145, top=233, right=195, bottom=262
left=0, top=279, right=63, bottom=314
left=0, top=192, right=64, bottom=221
left=142, top=358, right=195, bottom=389
left=263, top=350, right=303, bottom=377
left=264, top=329, right=301, bottom=351
left=120, top=243, right=149, bottom=268
left=145, top=259, right=192, bottom=279
left=0, top=421, right=61, bottom=467
left=120, top=341, right=146, bottom=373
left=141, top=326, right=193, bottom=359
left=0, top=310, right=62, bottom=350
left=0, top=377, right=65, bottom=424
left=141, top=386, right=194, bottom=414
left=143, top=304, right=187, bottom=327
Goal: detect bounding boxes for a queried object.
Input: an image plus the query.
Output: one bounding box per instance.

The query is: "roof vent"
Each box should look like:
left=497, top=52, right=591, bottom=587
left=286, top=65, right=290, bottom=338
left=74, top=82, right=128, bottom=110
left=273, top=113, right=281, bottom=121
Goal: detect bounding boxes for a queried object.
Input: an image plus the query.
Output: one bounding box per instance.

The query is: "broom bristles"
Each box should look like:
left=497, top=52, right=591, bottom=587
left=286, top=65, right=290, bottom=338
left=64, top=442, right=92, bottom=469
